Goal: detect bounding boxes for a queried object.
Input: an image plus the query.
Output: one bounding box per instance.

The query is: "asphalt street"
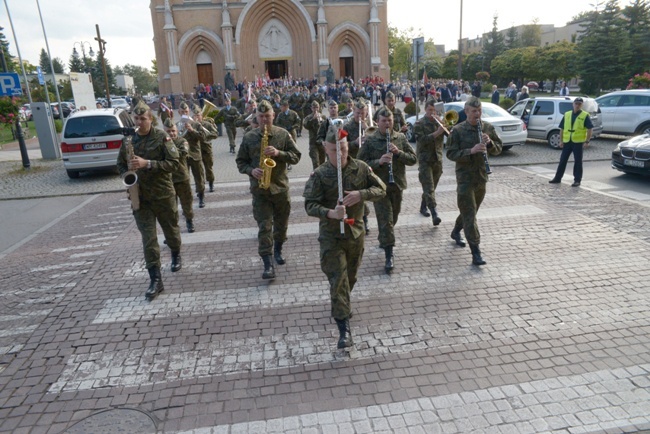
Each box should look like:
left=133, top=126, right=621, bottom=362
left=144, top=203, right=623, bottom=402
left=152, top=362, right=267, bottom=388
left=1, top=120, right=650, bottom=433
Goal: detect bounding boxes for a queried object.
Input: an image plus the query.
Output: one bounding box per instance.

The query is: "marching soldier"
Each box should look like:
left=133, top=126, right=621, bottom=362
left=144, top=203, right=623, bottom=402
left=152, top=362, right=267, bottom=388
left=317, top=100, right=342, bottom=148
left=164, top=118, right=196, bottom=233
left=192, top=105, right=219, bottom=192
left=177, top=102, right=207, bottom=208
left=303, top=86, right=324, bottom=120
left=288, top=87, right=305, bottom=137
left=358, top=107, right=417, bottom=274
left=343, top=99, right=371, bottom=234
left=157, top=96, right=173, bottom=124
left=274, top=99, right=301, bottom=143
left=339, top=100, right=353, bottom=118
left=415, top=99, right=446, bottom=225
left=303, top=100, right=325, bottom=169
left=374, top=91, right=408, bottom=134
left=304, top=125, right=385, bottom=349
left=446, top=96, right=502, bottom=265
left=117, top=101, right=182, bottom=301
left=236, top=100, right=302, bottom=279
left=219, top=94, right=241, bottom=154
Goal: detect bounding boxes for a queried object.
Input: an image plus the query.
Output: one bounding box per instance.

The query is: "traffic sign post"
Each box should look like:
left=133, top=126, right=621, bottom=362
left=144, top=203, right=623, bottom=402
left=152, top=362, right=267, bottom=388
left=0, top=73, right=24, bottom=97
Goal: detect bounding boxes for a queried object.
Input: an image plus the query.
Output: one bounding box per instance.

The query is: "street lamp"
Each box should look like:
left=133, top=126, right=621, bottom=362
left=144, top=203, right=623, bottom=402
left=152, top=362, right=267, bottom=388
left=73, top=41, right=95, bottom=61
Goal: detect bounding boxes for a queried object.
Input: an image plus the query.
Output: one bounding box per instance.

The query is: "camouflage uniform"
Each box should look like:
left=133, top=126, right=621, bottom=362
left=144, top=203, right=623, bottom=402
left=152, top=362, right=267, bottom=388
left=236, top=124, right=302, bottom=258
left=415, top=115, right=445, bottom=212
left=446, top=119, right=502, bottom=246
left=373, top=106, right=407, bottom=132
left=303, top=92, right=324, bottom=118
left=117, top=128, right=181, bottom=269
left=338, top=108, right=352, bottom=118
left=343, top=119, right=364, bottom=158
left=303, top=109, right=325, bottom=169
left=199, top=118, right=219, bottom=186
left=288, top=92, right=305, bottom=136
left=274, top=108, right=301, bottom=143
left=170, top=136, right=194, bottom=222
left=303, top=157, right=385, bottom=320
left=220, top=105, right=241, bottom=151
left=358, top=129, right=417, bottom=249
left=180, top=119, right=207, bottom=195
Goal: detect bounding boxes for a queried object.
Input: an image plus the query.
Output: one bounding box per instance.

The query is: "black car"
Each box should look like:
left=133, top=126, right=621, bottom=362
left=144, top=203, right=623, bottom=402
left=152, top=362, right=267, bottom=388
left=612, top=134, right=650, bottom=176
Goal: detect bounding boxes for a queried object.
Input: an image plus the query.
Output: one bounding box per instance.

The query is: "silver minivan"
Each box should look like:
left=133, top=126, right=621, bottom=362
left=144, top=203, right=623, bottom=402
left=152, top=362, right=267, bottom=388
left=595, top=89, right=650, bottom=136
left=60, top=108, right=134, bottom=179
left=508, top=96, right=603, bottom=148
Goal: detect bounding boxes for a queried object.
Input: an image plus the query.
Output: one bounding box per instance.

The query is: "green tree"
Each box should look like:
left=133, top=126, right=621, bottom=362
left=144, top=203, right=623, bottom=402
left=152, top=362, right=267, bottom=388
left=505, top=26, right=520, bottom=50
left=151, top=58, right=158, bottom=76
left=68, top=51, right=86, bottom=73
left=463, top=52, right=483, bottom=81
left=388, top=26, right=416, bottom=80
left=28, top=78, right=55, bottom=102
left=39, top=48, right=65, bottom=74
left=90, top=52, right=118, bottom=98
left=577, top=0, right=631, bottom=94
left=490, top=47, right=539, bottom=85
left=538, top=41, right=578, bottom=92
left=622, top=0, right=650, bottom=77
left=441, top=51, right=459, bottom=79
left=59, top=79, right=73, bottom=100
left=481, top=15, right=507, bottom=72
left=116, top=64, right=158, bottom=95
left=419, top=40, right=442, bottom=80
left=520, top=19, right=542, bottom=47
left=0, top=27, right=17, bottom=72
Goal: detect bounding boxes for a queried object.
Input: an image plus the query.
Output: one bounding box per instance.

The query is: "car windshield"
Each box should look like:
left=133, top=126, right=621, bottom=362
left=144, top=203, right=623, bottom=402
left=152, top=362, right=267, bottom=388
left=446, top=103, right=511, bottom=119
left=63, top=116, right=122, bottom=138
left=111, top=99, right=127, bottom=105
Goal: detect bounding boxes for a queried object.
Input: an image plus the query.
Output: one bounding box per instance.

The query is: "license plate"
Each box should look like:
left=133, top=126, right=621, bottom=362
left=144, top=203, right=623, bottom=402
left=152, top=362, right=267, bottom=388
left=501, top=125, right=518, bottom=132
left=623, top=159, right=645, bottom=168
left=83, top=143, right=107, bottom=150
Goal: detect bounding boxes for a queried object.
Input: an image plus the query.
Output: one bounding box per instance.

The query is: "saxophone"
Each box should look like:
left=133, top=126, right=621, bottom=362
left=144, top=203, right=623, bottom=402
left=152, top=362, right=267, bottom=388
left=258, top=125, right=276, bottom=189
left=122, top=128, right=140, bottom=210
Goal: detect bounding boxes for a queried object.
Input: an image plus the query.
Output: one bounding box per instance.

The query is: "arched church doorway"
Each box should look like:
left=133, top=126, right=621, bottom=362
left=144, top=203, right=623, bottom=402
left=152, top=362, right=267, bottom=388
left=265, top=60, right=288, bottom=79
left=196, top=50, right=213, bottom=85
left=339, top=44, right=354, bottom=79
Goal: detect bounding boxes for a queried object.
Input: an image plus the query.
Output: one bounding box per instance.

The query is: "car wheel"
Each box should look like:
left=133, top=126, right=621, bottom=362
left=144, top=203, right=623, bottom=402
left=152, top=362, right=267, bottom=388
left=406, top=124, right=415, bottom=143
left=547, top=130, right=561, bottom=149
left=66, top=170, right=80, bottom=179
left=502, top=145, right=513, bottom=151
left=636, top=122, right=650, bottom=136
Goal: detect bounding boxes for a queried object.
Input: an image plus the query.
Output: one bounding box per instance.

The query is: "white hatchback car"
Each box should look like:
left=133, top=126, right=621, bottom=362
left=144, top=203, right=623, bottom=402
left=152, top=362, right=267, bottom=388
left=595, top=90, right=650, bottom=136
left=60, top=108, right=134, bottom=179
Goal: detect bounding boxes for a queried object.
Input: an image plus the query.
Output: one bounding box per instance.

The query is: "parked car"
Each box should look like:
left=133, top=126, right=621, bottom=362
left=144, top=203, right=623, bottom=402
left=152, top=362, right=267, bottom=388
left=405, top=102, right=528, bottom=151
left=50, top=103, right=60, bottom=119
left=595, top=89, right=650, bottom=136
left=611, top=134, right=650, bottom=176
left=110, top=98, right=131, bottom=113
left=52, top=102, right=75, bottom=118
left=508, top=96, right=603, bottom=148
left=20, top=104, right=32, bottom=121
left=60, top=108, right=134, bottom=179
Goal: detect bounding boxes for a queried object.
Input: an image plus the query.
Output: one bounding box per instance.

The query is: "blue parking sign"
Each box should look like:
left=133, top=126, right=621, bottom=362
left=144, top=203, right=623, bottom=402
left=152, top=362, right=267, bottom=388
left=0, top=73, right=23, bottom=97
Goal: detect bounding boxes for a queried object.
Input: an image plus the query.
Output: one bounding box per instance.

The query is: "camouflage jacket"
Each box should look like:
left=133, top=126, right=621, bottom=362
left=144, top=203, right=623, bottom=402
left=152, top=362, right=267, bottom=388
left=117, top=128, right=180, bottom=201
left=304, top=158, right=386, bottom=239
left=171, top=136, right=190, bottom=183
left=179, top=119, right=205, bottom=161
left=288, top=93, right=305, bottom=112
left=302, top=112, right=323, bottom=143
left=373, top=106, right=407, bottom=132
left=446, top=120, right=502, bottom=183
left=316, top=117, right=340, bottom=147
left=274, top=110, right=301, bottom=133
left=358, top=129, right=417, bottom=191
left=414, top=115, right=445, bottom=163
left=342, top=119, right=364, bottom=158
left=200, top=120, right=219, bottom=144
left=236, top=125, right=302, bottom=194
left=219, top=106, right=240, bottom=126
left=303, top=93, right=324, bottom=116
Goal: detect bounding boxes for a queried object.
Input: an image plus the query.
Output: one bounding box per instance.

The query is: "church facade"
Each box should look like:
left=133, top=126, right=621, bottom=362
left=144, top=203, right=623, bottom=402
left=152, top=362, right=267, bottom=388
left=150, top=0, right=390, bottom=95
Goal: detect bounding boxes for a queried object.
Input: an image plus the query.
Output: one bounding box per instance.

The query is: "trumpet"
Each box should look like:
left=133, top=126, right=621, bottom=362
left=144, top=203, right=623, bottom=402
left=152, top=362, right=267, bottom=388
left=477, top=120, right=492, bottom=175
left=122, top=127, right=140, bottom=210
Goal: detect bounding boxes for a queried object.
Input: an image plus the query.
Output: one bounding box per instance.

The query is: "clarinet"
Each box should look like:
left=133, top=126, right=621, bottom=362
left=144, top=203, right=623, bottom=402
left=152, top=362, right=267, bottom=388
left=477, top=120, right=492, bottom=175
left=386, top=129, right=395, bottom=184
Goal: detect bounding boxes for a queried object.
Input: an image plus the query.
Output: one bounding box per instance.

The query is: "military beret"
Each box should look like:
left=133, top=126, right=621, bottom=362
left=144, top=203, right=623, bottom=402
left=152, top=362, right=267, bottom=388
left=258, top=99, right=273, bottom=113
left=376, top=107, right=393, bottom=118
left=465, top=96, right=482, bottom=108
left=163, top=118, right=176, bottom=129
left=192, top=105, right=202, bottom=115
left=354, top=98, right=367, bottom=110
left=385, top=91, right=396, bottom=99
left=325, top=125, right=347, bottom=144
left=133, top=100, right=150, bottom=116
left=328, top=100, right=338, bottom=107
left=179, top=101, right=189, bottom=110
left=280, top=99, right=289, bottom=106
left=311, top=100, right=320, bottom=108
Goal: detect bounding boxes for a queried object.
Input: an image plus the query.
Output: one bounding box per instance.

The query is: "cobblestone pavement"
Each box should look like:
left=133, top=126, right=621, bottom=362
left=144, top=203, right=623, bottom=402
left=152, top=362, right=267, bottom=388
left=1, top=153, right=650, bottom=433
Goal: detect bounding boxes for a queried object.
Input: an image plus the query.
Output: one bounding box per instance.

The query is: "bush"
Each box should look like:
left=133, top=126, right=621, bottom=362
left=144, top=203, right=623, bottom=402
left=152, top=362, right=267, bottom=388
left=404, top=101, right=416, bottom=116
left=481, top=82, right=494, bottom=93
left=627, top=72, right=650, bottom=89
left=338, top=103, right=347, bottom=113
left=499, top=98, right=515, bottom=110
left=54, top=119, right=63, bottom=133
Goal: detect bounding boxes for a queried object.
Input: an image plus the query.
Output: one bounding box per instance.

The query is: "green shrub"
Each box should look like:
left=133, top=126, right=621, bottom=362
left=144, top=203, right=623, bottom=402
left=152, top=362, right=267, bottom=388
left=404, top=101, right=416, bottom=116
left=54, top=119, right=63, bottom=133
left=499, top=98, right=515, bottom=110
left=482, top=82, right=494, bottom=93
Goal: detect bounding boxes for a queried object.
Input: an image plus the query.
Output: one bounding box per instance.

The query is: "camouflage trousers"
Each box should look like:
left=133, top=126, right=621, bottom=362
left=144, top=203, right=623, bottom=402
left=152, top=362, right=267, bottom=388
left=200, top=143, right=215, bottom=183
left=225, top=125, right=237, bottom=148
left=454, top=180, right=486, bottom=245
left=308, top=141, right=326, bottom=169
left=252, top=190, right=291, bottom=257
left=319, top=234, right=365, bottom=320
left=174, top=179, right=194, bottom=221
left=419, top=160, right=443, bottom=210
left=187, top=158, right=206, bottom=195
left=372, top=185, right=403, bottom=248
left=134, top=195, right=181, bottom=269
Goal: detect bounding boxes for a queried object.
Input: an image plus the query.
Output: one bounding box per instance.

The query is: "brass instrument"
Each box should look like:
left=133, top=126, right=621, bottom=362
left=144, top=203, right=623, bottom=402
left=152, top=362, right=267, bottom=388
left=177, top=115, right=192, bottom=137
left=201, top=99, right=219, bottom=118
left=364, top=103, right=377, bottom=136
left=122, top=127, right=140, bottom=210
left=258, top=125, right=276, bottom=189
left=477, top=120, right=492, bottom=175
left=445, top=110, right=459, bottom=126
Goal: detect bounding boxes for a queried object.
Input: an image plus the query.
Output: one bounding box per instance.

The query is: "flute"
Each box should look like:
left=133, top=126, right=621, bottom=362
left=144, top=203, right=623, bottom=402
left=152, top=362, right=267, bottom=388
left=477, top=120, right=492, bottom=175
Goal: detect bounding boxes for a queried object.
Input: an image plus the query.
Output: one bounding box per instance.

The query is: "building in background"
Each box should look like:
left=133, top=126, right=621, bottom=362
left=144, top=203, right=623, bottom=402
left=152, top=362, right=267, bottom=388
left=150, top=0, right=390, bottom=95
left=115, top=75, right=135, bottom=95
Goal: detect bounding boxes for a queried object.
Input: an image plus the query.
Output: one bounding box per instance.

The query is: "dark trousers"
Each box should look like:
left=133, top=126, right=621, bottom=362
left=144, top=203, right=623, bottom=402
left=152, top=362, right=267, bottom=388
left=553, top=142, right=584, bottom=182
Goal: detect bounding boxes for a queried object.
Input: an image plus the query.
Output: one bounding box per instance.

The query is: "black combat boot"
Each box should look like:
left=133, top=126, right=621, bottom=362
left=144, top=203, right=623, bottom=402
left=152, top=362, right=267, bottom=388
left=145, top=266, right=164, bottom=301
left=430, top=208, right=442, bottom=226
left=273, top=241, right=286, bottom=265
left=335, top=318, right=353, bottom=349
left=262, top=255, right=276, bottom=279
left=420, top=199, right=431, bottom=217
left=171, top=251, right=182, bottom=272
left=198, top=192, right=205, bottom=208
left=186, top=219, right=195, bottom=233
left=209, top=181, right=214, bottom=192
left=384, top=246, right=394, bottom=274
left=362, top=215, right=370, bottom=235
left=469, top=243, right=486, bottom=266
left=230, top=146, right=235, bottom=154
left=450, top=228, right=466, bottom=247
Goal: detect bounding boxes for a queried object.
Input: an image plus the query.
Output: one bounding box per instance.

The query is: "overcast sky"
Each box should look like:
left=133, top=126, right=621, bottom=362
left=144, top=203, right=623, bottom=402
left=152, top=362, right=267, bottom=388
left=1, top=0, right=625, bottom=72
